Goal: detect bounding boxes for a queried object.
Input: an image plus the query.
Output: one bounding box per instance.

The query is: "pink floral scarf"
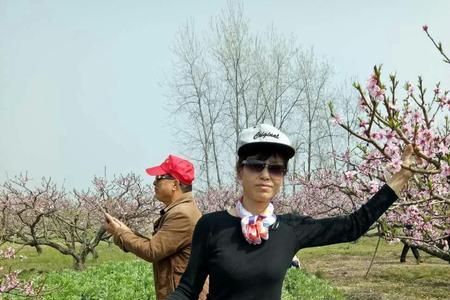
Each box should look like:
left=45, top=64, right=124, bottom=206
left=236, top=198, right=277, bottom=245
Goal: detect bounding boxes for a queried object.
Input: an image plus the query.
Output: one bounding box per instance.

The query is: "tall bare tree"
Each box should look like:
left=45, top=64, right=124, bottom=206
left=169, top=1, right=345, bottom=189
left=170, top=23, right=224, bottom=187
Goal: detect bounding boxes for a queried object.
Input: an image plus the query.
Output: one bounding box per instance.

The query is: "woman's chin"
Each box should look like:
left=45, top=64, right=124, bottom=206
left=252, top=192, right=273, bottom=203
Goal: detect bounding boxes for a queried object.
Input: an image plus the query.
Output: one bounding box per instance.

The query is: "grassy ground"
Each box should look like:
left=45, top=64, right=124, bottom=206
left=298, top=237, right=450, bottom=300
left=1, top=243, right=137, bottom=275
left=2, top=238, right=449, bottom=299
left=2, top=244, right=343, bottom=299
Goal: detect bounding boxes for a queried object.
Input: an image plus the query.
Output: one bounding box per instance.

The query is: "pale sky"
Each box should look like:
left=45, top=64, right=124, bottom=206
left=1, top=0, right=449, bottom=189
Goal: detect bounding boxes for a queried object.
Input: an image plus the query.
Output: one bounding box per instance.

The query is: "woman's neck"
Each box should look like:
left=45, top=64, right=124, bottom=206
left=241, top=195, right=269, bottom=215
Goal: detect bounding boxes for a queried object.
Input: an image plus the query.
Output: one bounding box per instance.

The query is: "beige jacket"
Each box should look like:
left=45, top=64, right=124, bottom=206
left=113, top=192, right=208, bottom=300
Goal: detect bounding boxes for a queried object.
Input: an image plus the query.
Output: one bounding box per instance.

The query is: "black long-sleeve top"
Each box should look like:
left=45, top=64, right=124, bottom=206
left=167, top=184, right=397, bottom=300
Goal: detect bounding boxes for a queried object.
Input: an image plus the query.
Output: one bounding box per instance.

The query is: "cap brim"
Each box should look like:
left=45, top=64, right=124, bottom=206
left=145, top=166, right=167, bottom=176
left=238, top=142, right=295, bottom=159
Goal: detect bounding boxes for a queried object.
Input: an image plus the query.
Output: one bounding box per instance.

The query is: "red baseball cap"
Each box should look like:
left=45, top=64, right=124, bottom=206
left=145, top=155, right=195, bottom=185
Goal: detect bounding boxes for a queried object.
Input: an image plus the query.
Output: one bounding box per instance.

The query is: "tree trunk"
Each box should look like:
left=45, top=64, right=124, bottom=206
left=35, top=245, right=43, bottom=255
left=73, top=256, right=86, bottom=271
left=403, top=239, right=450, bottom=262
left=89, top=248, right=99, bottom=261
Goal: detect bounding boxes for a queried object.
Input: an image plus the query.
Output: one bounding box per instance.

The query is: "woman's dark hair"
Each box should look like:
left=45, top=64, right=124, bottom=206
left=236, top=145, right=289, bottom=172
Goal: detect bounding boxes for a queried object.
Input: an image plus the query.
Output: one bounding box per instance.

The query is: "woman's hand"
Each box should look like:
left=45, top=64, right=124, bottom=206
left=387, top=144, right=414, bottom=196
left=400, top=144, right=414, bottom=171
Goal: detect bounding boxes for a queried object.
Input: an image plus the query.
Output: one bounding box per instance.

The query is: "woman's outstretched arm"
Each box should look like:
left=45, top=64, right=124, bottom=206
left=291, top=145, right=414, bottom=250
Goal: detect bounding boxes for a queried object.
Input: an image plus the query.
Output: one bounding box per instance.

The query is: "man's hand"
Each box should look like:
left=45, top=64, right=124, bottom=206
left=104, top=213, right=132, bottom=236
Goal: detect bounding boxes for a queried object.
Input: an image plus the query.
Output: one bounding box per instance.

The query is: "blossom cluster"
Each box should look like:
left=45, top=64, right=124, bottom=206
left=196, top=186, right=242, bottom=213
left=0, top=247, right=34, bottom=296
left=366, top=72, right=386, bottom=100
left=330, top=66, right=450, bottom=259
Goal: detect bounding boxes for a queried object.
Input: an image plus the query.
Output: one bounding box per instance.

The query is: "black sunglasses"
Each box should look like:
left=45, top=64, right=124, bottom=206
left=155, top=174, right=175, bottom=181
left=241, top=159, right=286, bottom=176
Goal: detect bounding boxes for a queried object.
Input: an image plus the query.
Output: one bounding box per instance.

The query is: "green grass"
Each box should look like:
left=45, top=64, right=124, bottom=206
left=282, top=269, right=344, bottom=300
left=1, top=242, right=135, bottom=274
left=298, top=237, right=450, bottom=300
left=1, top=253, right=342, bottom=299
left=2, top=238, right=449, bottom=299
left=1, top=260, right=155, bottom=300
left=2, top=243, right=343, bottom=299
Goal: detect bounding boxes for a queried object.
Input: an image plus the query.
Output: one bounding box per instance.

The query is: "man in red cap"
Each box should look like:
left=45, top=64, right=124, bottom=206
left=104, top=155, right=208, bottom=300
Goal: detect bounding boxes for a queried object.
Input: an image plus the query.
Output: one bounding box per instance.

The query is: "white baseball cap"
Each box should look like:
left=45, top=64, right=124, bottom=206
left=238, top=124, right=295, bottom=159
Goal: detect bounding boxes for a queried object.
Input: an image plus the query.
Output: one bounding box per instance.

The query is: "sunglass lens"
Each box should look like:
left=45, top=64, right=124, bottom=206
left=245, top=160, right=266, bottom=172
left=268, top=165, right=285, bottom=176
left=156, top=175, right=173, bottom=180
left=243, top=160, right=285, bottom=176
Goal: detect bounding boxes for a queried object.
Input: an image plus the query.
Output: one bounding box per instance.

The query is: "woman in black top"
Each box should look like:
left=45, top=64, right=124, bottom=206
left=167, top=123, right=414, bottom=300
